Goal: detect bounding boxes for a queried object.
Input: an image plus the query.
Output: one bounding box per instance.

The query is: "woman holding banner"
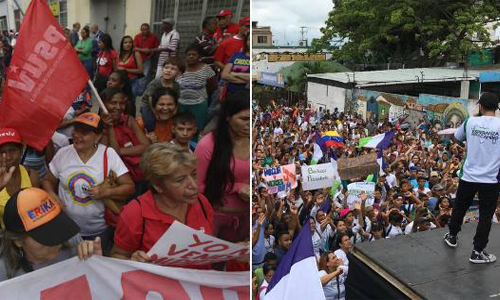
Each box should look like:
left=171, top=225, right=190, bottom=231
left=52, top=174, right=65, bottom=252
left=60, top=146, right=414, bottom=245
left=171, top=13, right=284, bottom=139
left=195, top=89, right=250, bottom=243
left=41, top=113, right=134, bottom=255
left=110, top=143, right=214, bottom=269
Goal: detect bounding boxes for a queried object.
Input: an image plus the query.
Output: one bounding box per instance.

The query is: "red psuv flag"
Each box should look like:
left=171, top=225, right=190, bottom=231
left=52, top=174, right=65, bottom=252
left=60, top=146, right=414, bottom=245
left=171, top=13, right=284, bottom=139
left=0, top=0, right=89, bottom=151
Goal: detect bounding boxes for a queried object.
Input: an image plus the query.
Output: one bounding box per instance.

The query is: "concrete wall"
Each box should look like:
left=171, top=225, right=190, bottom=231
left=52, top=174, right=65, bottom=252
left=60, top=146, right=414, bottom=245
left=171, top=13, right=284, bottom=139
left=124, top=0, right=151, bottom=37
left=307, top=81, right=345, bottom=112
left=67, top=0, right=91, bottom=28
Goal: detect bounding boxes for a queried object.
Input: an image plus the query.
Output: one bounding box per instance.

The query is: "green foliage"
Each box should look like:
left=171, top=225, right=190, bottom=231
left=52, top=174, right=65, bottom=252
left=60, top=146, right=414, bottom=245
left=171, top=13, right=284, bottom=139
left=314, top=0, right=500, bottom=66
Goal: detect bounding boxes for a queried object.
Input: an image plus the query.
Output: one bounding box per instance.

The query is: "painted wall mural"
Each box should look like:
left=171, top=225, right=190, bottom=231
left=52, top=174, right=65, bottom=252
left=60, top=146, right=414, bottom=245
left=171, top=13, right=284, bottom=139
left=350, top=89, right=472, bottom=129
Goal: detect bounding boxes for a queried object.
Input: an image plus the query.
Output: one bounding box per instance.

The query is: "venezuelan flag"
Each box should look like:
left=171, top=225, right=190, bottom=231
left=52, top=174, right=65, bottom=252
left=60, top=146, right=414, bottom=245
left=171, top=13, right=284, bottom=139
left=321, top=131, right=344, bottom=147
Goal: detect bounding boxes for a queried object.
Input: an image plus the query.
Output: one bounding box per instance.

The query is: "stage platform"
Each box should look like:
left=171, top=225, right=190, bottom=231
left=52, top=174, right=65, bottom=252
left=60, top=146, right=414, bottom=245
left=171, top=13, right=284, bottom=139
left=346, top=223, right=500, bottom=299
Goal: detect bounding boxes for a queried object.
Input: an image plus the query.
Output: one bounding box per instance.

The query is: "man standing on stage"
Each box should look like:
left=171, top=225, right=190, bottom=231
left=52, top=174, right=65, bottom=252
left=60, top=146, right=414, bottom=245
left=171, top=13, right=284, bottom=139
left=444, top=92, right=500, bottom=264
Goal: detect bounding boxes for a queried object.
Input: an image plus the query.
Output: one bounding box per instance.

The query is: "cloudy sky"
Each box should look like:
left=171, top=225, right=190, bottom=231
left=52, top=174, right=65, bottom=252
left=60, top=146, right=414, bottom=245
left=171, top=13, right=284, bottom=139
left=253, top=0, right=333, bottom=46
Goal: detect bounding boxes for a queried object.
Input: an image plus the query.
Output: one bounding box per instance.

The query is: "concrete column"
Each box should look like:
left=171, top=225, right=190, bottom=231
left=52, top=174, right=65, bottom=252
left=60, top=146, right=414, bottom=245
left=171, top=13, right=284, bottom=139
left=460, top=80, right=470, bottom=99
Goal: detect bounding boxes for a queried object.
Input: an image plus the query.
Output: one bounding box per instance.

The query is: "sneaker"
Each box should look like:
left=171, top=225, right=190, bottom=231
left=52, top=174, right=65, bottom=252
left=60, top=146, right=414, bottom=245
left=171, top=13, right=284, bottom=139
left=470, top=250, right=497, bottom=264
left=444, top=232, right=457, bottom=248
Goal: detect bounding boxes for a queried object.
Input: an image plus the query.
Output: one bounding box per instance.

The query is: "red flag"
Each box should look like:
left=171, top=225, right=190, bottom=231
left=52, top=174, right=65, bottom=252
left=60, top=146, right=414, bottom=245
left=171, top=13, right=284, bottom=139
left=0, top=0, right=89, bottom=151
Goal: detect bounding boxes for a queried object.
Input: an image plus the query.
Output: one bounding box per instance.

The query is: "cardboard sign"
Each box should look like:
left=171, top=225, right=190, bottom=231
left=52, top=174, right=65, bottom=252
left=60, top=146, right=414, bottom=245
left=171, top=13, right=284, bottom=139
left=337, top=153, right=379, bottom=180
left=301, top=163, right=335, bottom=191
left=0, top=256, right=249, bottom=299
left=147, top=221, right=249, bottom=267
left=347, top=182, right=376, bottom=209
left=262, top=164, right=297, bottom=194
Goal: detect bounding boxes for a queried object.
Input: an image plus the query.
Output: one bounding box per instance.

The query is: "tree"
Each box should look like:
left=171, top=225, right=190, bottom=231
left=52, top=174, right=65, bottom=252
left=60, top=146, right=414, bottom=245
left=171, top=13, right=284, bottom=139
left=314, top=0, right=500, bottom=66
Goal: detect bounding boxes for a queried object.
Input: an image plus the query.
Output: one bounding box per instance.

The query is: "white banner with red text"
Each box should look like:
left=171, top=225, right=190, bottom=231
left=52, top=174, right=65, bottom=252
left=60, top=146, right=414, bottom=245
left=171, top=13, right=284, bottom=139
left=147, top=221, right=249, bottom=267
left=0, top=256, right=249, bottom=299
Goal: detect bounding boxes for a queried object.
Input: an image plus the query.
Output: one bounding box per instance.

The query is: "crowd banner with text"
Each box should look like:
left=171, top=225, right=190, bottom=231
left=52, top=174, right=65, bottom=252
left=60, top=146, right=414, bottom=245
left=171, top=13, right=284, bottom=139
left=0, top=256, right=249, bottom=300
left=262, top=164, right=297, bottom=194
left=0, top=0, right=89, bottom=151
left=147, top=221, right=249, bottom=267
left=337, top=153, right=379, bottom=180
left=301, top=163, right=335, bottom=191
left=347, top=182, right=376, bottom=209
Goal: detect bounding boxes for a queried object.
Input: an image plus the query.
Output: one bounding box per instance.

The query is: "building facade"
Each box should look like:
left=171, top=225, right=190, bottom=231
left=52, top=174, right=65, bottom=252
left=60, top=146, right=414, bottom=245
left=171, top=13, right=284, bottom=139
left=5, top=0, right=249, bottom=52
left=252, top=21, right=272, bottom=47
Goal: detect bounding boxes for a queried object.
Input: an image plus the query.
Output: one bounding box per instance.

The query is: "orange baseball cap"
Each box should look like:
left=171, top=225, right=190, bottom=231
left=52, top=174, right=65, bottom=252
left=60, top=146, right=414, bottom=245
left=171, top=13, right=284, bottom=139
left=0, top=127, right=22, bottom=146
left=3, top=188, right=80, bottom=246
left=217, top=9, right=232, bottom=17
left=73, top=112, right=103, bottom=132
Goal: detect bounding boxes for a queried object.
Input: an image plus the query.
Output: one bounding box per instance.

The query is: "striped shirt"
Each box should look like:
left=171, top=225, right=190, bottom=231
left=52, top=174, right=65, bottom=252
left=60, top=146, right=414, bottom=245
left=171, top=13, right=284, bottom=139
left=158, top=30, right=179, bottom=67
left=176, top=65, right=215, bottom=105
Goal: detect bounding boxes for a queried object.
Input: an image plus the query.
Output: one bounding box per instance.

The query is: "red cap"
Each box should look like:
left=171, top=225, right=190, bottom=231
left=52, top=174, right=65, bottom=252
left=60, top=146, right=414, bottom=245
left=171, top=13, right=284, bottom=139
left=0, top=128, right=22, bottom=146
left=239, top=15, right=250, bottom=27
left=217, top=9, right=232, bottom=17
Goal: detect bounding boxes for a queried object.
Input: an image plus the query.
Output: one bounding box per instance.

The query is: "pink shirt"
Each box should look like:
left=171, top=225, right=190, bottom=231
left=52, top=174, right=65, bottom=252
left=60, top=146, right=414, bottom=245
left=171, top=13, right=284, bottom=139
left=195, top=133, right=249, bottom=210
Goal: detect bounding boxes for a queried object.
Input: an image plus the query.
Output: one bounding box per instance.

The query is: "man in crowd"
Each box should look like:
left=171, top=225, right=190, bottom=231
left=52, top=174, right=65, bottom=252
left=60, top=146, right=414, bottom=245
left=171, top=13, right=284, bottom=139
left=195, top=16, right=218, bottom=65
left=69, top=22, right=81, bottom=46
left=90, top=24, right=103, bottom=77
left=153, top=18, right=179, bottom=78
left=214, top=15, right=249, bottom=70
left=134, top=23, right=160, bottom=80
left=214, top=9, right=239, bottom=43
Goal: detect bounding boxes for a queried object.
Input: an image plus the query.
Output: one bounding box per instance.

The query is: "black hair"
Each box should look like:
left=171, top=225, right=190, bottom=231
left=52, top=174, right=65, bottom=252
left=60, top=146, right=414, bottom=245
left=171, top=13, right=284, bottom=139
left=119, top=35, right=134, bottom=61
left=264, top=252, right=277, bottom=263
left=108, top=70, right=134, bottom=116
left=151, top=87, right=179, bottom=108
left=389, top=210, right=404, bottom=223
left=185, top=43, right=201, bottom=54
left=81, top=26, right=90, bottom=37
left=99, top=87, right=126, bottom=103
left=173, top=111, right=197, bottom=127
left=98, top=33, right=114, bottom=50
left=202, top=16, right=217, bottom=29
left=140, top=23, right=150, bottom=29
left=336, top=232, right=350, bottom=248
left=203, top=90, right=250, bottom=207
left=263, top=263, right=277, bottom=276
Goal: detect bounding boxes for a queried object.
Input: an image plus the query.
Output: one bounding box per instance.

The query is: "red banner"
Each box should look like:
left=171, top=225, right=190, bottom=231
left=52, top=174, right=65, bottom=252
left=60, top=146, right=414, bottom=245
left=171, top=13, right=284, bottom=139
left=0, top=0, right=89, bottom=151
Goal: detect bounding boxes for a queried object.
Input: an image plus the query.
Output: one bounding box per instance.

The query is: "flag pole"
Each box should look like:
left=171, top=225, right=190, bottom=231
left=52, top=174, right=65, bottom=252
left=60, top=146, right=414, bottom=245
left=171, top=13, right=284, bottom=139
left=87, top=79, right=109, bottom=114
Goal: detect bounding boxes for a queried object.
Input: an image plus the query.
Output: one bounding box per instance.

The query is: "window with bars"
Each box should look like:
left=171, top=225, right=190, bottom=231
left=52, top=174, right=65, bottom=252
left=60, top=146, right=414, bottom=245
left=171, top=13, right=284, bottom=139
left=151, top=0, right=250, bottom=55
left=0, top=16, right=7, bottom=32
left=46, top=0, right=67, bottom=29
left=257, top=36, right=267, bottom=44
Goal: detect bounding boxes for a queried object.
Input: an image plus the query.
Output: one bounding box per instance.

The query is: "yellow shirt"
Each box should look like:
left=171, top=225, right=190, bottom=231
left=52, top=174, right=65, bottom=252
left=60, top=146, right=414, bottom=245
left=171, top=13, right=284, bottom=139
left=0, top=166, right=32, bottom=227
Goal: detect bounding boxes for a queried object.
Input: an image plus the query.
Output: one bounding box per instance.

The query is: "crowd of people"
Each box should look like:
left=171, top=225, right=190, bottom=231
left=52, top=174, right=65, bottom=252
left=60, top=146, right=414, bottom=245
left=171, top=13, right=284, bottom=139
left=0, top=9, right=250, bottom=281
left=250, top=101, right=498, bottom=299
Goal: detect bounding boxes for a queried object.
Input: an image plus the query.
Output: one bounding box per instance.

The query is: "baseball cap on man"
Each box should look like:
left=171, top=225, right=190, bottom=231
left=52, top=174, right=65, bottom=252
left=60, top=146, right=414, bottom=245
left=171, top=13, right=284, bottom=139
left=217, top=9, right=232, bottom=17
left=73, top=112, right=103, bottom=132
left=3, top=188, right=80, bottom=246
left=0, top=128, right=22, bottom=147
left=162, top=18, right=174, bottom=24
left=239, top=15, right=250, bottom=27
left=478, top=92, right=499, bottom=110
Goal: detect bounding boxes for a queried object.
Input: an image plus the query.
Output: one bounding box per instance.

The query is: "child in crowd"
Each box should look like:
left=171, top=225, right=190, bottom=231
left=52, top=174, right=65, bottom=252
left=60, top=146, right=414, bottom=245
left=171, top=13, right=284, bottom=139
left=170, top=111, right=198, bottom=153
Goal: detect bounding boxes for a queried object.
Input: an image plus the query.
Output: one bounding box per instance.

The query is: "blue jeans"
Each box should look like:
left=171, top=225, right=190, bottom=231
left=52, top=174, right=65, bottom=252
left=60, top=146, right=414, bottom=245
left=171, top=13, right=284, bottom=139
left=81, top=59, right=93, bottom=78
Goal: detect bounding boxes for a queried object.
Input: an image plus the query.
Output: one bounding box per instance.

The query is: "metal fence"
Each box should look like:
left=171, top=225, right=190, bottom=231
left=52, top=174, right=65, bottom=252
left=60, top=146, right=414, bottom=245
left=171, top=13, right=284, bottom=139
left=151, top=0, right=250, bottom=56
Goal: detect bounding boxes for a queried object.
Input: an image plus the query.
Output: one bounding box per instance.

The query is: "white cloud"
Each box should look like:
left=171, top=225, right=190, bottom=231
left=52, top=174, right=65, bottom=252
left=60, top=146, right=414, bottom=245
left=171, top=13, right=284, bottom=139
left=253, top=0, right=333, bottom=46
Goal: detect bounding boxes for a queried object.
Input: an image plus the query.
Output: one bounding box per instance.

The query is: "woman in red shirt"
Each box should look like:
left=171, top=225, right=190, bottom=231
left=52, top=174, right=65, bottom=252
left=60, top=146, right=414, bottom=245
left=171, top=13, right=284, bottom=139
left=110, top=143, right=214, bottom=269
left=117, top=36, right=144, bottom=101
left=95, top=33, right=117, bottom=93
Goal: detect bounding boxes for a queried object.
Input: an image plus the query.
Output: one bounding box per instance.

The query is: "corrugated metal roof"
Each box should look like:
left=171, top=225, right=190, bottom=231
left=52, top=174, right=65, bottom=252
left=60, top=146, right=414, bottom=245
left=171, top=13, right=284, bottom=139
left=307, top=68, right=481, bottom=87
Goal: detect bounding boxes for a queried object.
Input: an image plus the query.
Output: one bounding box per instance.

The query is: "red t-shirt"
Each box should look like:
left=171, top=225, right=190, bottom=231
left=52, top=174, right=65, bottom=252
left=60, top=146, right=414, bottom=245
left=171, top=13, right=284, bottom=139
left=134, top=33, right=160, bottom=61
left=114, top=190, right=214, bottom=269
left=214, top=35, right=244, bottom=65
left=213, top=23, right=239, bottom=43
left=117, top=52, right=139, bottom=80
left=97, top=50, right=118, bottom=77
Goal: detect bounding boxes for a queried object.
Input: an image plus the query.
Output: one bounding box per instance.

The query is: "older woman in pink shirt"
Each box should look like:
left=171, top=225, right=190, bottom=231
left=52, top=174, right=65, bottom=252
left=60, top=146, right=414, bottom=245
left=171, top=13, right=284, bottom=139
left=195, top=90, right=250, bottom=243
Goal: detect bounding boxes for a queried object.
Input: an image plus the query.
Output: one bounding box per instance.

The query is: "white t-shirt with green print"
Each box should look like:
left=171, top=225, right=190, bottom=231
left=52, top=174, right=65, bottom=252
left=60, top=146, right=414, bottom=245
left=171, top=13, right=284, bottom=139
left=455, top=116, right=500, bottom=183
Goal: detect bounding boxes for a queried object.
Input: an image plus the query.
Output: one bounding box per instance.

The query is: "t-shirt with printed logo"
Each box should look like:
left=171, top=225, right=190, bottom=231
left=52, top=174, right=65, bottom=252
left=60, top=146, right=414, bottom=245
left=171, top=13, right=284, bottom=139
left=49, top=144, right=129, bottom=236
left=455, top=116, right=500, bottom=183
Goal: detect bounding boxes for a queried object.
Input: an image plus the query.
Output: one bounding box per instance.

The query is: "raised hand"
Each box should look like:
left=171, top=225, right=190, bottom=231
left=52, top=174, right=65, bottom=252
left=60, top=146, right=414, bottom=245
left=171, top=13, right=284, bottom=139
left=0, top=153, right=15, bottom=190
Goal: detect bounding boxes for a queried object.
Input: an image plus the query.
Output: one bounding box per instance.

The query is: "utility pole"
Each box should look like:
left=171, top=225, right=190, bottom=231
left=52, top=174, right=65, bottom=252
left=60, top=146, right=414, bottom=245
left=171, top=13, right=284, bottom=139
left=299, top=26, right=308, bottom=46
